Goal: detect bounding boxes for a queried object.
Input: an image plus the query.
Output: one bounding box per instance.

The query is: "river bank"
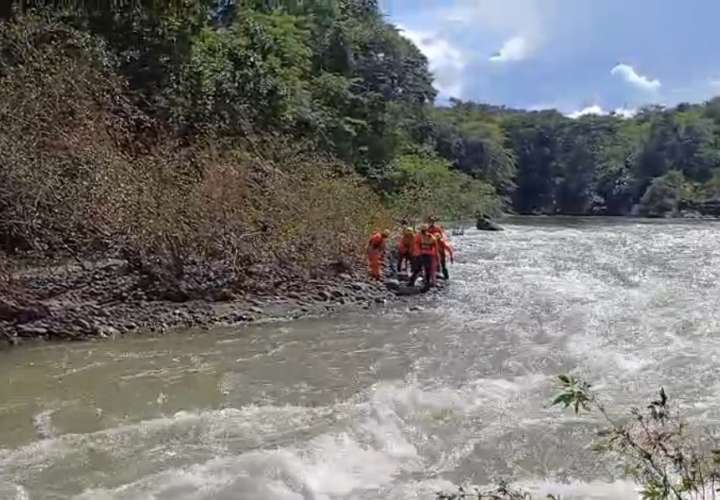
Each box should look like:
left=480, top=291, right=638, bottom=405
left=0, top=256, right=400, bottom=346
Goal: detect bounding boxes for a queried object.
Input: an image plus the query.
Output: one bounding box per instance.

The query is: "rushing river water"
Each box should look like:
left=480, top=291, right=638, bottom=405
left=3, top=217, right=720, bottom=499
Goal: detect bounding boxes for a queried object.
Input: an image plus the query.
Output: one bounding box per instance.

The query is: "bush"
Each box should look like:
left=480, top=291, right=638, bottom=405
left=384, top=153, right=501, bottom=222
left=552, top=375, right=720, bottom=500
left=0, top=15, right=389, bottom=283
left=0, top=14, right=136, bottom=253
left=639, top=170, right=689, bottom=217
left=438, top=376, right=720, bottom=500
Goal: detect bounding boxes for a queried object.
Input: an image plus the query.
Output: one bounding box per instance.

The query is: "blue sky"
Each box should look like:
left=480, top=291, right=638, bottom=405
left=380, top=0, right=720, bottom=116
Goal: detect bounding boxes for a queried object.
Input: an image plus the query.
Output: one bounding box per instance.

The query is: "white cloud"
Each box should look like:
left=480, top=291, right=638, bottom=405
left=399, top=26, right=466, bottom=99
left=489, top=36, right=530, bottom=63
left=442, top=0, right=558, bottom=62
left=566, top=104, right=637, bottom=119
left=710, top=79, right=720, bottom=89
left=611, top=64, right=661, bottom=92
left=567, top=105, right=606, bottom=119
left=614, top=107, right=638, bottom=119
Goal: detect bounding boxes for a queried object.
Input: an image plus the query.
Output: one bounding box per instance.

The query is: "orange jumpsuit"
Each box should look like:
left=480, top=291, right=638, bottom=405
left=397, top=232, right=415, bottom=274
left=409, top=232, right=437, bottom=290
left=435, top=237, right=454, bottom=279
left=367, top=232, right=386, bottom=280
left=428, top=223, right=446, bottom=239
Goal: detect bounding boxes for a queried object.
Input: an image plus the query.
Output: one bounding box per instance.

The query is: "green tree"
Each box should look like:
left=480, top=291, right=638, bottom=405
left=383, top=153, right=500, bottom=221
left=639, top=170, right=688, bottom=217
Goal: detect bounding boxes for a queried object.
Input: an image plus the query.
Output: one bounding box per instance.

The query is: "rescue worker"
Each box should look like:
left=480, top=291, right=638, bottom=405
left=367, top=229, right=390, bottom=280
left=409, top=224, right=437, bottom=291
left=427, top=215, right=446, bottom=239
left=397, top=227, right=416, bottom=276
left=434, top=233, right=454, bottom=280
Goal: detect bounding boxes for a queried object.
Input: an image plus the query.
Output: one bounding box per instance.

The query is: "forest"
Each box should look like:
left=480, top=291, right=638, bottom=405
left=2, top=0, right=720, bottom=268
left=436, top=99, right=720, bottom=217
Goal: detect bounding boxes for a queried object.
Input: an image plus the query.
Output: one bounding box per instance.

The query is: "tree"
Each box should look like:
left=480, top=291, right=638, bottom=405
left=432, top=101, right=517, bottom=197
left=639, top=170, right=687, bottom=217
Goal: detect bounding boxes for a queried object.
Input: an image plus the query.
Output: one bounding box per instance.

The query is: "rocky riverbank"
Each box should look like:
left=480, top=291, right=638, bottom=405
left=0, top=257, right=403, bottom=346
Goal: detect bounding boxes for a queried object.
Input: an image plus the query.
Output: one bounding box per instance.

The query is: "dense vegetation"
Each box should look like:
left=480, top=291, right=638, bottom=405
left=434, top=100, right=720, bottom=217
left=1, top=0, right=720, bottom=275
left=0, top=0, right=497, bottom=276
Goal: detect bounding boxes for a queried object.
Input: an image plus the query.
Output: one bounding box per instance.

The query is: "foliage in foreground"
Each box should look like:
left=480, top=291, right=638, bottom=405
left=553, top=375, right=720, bottom=500
left=438, top=376, right=720, bottom=500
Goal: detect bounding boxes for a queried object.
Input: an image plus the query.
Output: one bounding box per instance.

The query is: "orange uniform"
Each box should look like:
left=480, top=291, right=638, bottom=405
left=435, top=235, right=454, bottom=280
left=413, top=231, right=437, bottom=257
left=427, top=223, right=445, bottom=239
left=367, top=231, right=388, bottom=280
left=409, top=229, right=437, bottom=290
left=396, top=229, right=415, bottom=274
left=437, top=238, right=454, bottom=262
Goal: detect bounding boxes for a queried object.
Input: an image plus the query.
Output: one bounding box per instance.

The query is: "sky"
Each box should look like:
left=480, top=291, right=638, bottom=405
left=380, top=0, right=720, bottom=116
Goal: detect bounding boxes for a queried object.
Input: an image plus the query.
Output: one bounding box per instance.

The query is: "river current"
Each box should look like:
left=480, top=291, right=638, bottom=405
left=2, top=217, right=720, bottom=499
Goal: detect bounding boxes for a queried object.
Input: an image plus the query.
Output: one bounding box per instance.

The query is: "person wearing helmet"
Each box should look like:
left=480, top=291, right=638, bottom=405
left=367, top=229, right=390, bottom=280
left=396, top=226, right=416, bottom=277
left=427, top=215, right=446, bottom=239
left=408, top=224, right=437, bottom=291
left=434, top=233, right=454, bottom=280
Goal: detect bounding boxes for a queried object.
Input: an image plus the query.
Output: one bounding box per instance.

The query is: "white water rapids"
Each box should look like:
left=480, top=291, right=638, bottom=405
left=2, top=217, right=720, bottom=499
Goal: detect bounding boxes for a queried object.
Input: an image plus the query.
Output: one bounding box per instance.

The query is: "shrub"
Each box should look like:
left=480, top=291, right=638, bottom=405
left=639, top=170, right=689, bottom=217
left=0, top=15, right=389, bottom=285
left=384, top=153, right=501, bottom=222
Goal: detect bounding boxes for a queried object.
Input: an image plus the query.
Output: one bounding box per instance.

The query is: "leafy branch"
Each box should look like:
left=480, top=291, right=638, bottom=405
left=552, top=375, right=720, bottom=500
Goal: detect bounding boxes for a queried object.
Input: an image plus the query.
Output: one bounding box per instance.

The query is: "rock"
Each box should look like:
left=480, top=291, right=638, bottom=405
left=0, top=299, right=50, bottom=324
left=409, top=305, right=424, bottom=312
left=680, top=210, right=702, bottom=219
left=476, top=216, right=504, bottom=231
left=17, top=325, right=48, bottom=337
left=212, top=288, right=235, bottom=302
left=374, top=297, right=386, bottom=304
left=97, top=326, right=120, bottom=338
left=384, top=279, right=401, bottom=291
left=351, top=282, right=368, bottom=292
left=162, top=288, right=190, bottom=303
left=395, top=286, right=424, bottom=296
left=317, top=290, right=332, bottom=301
left=249, top=306, right=264, bottom=315
left=74, top=318, right=92, bottom=331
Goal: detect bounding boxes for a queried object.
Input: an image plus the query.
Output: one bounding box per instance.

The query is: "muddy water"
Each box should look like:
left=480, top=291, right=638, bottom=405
left=3, top=217, right=720, bottom=499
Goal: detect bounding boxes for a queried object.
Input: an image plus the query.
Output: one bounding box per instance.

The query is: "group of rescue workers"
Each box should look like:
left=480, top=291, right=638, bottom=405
left=367, top=216, right=454, bottom=291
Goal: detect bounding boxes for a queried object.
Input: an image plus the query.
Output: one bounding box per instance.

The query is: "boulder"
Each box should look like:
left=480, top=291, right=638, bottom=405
left=476, top=217, right=504, bottom=231
left=394, top=286, right=424, bottom=296
left=384, top=279, right=401, bottom=291
left=0, top=299, right=50, bottom=324
left=17, top=325, right=48, bottom=337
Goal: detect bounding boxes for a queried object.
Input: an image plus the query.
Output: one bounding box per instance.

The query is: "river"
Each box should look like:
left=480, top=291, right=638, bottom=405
left=2, top=217, right=720, bottom=500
